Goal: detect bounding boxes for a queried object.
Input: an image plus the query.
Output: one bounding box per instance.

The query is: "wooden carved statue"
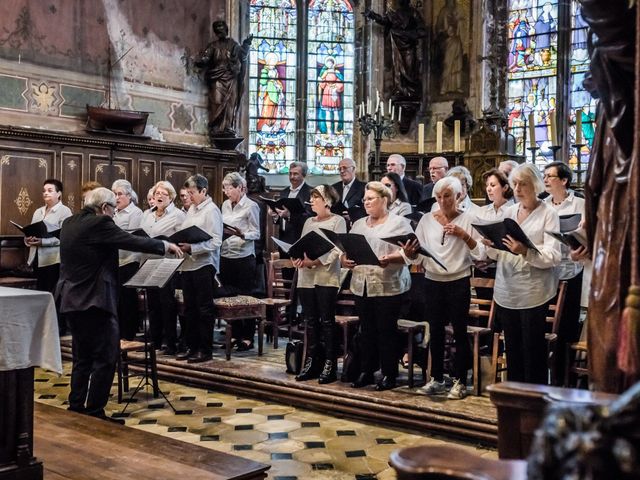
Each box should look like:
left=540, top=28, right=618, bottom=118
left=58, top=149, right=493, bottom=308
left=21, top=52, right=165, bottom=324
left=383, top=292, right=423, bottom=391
left=581, top=0, right=639, bottom=392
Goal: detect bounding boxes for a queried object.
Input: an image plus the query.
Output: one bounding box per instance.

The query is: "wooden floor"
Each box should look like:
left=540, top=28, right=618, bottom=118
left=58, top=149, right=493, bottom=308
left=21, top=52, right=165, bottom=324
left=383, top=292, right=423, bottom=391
left=34, top=403, right=270, bottom=480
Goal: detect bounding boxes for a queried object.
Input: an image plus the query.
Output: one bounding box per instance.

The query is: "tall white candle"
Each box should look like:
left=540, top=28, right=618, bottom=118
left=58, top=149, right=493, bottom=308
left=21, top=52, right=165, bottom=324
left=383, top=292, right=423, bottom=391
left=381, top=102, right=384, bottom=117
left=528, top=112, right=536, bottom=148
left=575, top=109, right=583, bottom=145
left=367, top=99, right=372, bottom=115
left=418, top=123, right=425, bottom=154
left=375, top=90, right=380, bottom=112
left=398, top=107, right=402, bottom=123
left=454, top=120, right=461, bottom=152
left=436, top=121, right=443, bottom=153
left=388, top=99, right=392, bottom=115
left=391, top=106, right=395, bottom=121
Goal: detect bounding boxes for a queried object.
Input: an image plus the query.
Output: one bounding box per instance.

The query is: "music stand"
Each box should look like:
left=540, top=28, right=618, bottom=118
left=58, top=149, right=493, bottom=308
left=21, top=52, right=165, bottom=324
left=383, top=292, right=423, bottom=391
left=119, top=258, right=184, bottom=414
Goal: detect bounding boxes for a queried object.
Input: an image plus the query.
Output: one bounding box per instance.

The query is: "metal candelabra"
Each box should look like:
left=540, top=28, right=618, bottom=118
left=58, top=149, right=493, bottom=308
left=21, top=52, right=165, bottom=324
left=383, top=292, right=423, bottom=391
left=358, top=110, right=396, bottom=180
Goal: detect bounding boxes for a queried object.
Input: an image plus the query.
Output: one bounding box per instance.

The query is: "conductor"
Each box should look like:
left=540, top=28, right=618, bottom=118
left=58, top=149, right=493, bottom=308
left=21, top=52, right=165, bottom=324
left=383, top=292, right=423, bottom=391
left=56, top=187, right=183, bottom=421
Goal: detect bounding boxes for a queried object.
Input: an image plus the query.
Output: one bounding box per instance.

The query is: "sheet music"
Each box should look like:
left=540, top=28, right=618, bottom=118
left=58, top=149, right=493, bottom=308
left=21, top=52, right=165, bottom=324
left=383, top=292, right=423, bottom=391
left=124, top=258, right=184, bottom=289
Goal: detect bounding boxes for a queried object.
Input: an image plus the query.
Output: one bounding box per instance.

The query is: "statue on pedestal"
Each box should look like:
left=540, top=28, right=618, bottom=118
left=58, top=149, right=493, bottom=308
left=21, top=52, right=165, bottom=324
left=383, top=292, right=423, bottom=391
left=195, top=21, right=252, bottom=148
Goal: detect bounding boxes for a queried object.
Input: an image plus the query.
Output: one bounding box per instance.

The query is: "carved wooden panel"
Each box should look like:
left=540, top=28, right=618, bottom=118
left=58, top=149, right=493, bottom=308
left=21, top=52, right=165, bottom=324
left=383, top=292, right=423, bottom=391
left=88, top=154, right=132, bottom=190
left=162, top=162, right=197, bottom=196
left=61, top=152, right=83, bottom=212
left=0, top=148, right=55, bottom=233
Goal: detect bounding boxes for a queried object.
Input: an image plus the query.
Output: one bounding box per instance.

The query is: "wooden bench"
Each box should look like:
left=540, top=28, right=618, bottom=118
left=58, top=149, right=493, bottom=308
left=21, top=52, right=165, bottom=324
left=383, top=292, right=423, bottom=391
left=33, top=402, right=270, bottom=480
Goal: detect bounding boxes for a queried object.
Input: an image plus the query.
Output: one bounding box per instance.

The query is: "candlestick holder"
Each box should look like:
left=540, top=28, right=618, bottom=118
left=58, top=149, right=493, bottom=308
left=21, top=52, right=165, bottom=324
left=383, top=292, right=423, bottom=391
left=571, top=143, right=586, bottom=187
left=358, top=111, right=397, bottom=180
left=549, top=145, right=562, bottom=161
left=416, top=155, right=425, bottom=184
left=527, top=146, right=539, bottom=163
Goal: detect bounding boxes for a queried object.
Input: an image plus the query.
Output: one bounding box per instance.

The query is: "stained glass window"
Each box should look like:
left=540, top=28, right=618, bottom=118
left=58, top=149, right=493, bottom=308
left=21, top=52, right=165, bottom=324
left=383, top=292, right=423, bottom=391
left=248, top=0, right=355, bottom=175
left=306, top=0, right=355, bottom=175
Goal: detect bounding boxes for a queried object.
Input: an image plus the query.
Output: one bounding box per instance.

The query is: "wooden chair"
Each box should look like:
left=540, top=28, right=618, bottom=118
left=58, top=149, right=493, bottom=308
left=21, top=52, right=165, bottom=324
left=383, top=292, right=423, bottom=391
left=263, top=252, right=297, bottom=349
left=397, top=319, right=429, bottom=388
left=564, top=340, right=589, bottom=387
left=491, top=281, right=568, bottom=385
left=116, top=339, right=159, bottom=403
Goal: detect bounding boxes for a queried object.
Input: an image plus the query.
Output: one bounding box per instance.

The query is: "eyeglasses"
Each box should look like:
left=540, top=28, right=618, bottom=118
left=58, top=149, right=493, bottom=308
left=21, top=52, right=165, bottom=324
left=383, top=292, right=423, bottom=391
left=338, top=166, right=354, bottom=171
left=429, top=166, right=446, bottom=171
left=154, top=191, right=170, bottom=197
left=363, top=196, right=381, bottom=203
left=543, top=174, right=559, bottom=179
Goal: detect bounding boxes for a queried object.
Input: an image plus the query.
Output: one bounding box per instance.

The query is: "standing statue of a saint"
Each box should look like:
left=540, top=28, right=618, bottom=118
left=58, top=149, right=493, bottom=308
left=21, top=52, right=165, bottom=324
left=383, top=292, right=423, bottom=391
left=364, top=0, right=426, bottom=101
left=195, top=21, right=252, bottom=139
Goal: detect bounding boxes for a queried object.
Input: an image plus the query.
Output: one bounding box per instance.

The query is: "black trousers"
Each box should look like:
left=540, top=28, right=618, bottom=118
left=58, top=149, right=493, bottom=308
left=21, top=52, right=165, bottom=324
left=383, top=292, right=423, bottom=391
left=553, top=271, right=584, bottom=384
left=220, top=255, right=256, bottom=341
left=35, top=260, right=65, bottom=334
left=181, top=265, right=216, bottom=356
left=424, top=276, right=472, bottom=384
left=147, top=277, right=178, bottom=350
left=355, top=292, right=403, bottom=378
left=67, top=308, right=119, bottom=418
left=496, top=302, right=549, bottom=385
left=118, top=262, right=140, bottom=340
left=298, top=286, right=339, bottom=361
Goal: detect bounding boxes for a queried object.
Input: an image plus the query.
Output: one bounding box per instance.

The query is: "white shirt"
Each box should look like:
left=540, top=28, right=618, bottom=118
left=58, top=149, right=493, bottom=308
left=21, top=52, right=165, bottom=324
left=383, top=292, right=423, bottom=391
left=487, top=202, right=561, bottom=309
left=221, top=195, right=260, bottom=259
left=459, top=195, right=483, bottom=220
left=139, top=203, right=186, bottom=262
left=296, top=214, right=347, bottom=289
left=113, top=203, right=143, bottom=266
left=349, top=214, right=413, bottom=297
left=288, top=181, right=306, bottom=198
left=341, top=178, right=355, bottom=206
left=179, top=196, right=223, bottom=272
left=413, top=211, right=484, bottom=282
left=478, top=199, right=515, bottom=221
left=388, top=199, right=412, bottom=217
left=543, top=191, right=586, bottom=280
left=27, top=202, right=73, bottom=267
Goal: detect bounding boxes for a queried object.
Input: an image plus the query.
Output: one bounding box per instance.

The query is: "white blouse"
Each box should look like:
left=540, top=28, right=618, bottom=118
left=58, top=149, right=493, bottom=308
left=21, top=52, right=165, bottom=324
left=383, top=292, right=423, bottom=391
left=139, top=203, right=186, bottom=262
left=388, top=199, right=412, bottom=217
left=113, top=203, right=143, bottom=267
left=296, top=214, right=347, bottom=289
left=221, top=195, right=261, bottom=259
left=413, top=211, right=484, bottom=282
left=487, top=202, right=561, bottom=309
left=349, top=214, right=413, bottom=298
left=543, top=191, right=585, bottom=280
left=478, top=199, right=515, bottom=222
left=27, top=202, right=73, bottom=267
left=179, top=197, right=223, bottom=272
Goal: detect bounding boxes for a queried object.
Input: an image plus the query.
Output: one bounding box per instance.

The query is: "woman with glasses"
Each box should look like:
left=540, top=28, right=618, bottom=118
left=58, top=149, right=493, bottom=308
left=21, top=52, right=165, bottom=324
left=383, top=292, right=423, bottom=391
left=293, top=185, right=346, bottom=384
left=381, top=172, right=412, bottom=217
left=482, top=163, right=561, bottom=385
left=111, top=179, right=144, bottom=340
left=139, top=181, right=186, bottom=355
left=343, top=181, right=413, bottom=391
left=220, top=172, right=261, bottom=351
left=542, top=161, right=588, bottom=384
left=404, top=176, right=483, bottom=400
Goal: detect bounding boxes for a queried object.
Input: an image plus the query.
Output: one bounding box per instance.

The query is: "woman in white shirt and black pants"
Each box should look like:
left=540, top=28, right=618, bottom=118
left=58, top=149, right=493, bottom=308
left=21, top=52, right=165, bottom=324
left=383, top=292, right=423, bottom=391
left=483, top=164, right=561, bottom=385
left=343, top=181, right=413, bottom=391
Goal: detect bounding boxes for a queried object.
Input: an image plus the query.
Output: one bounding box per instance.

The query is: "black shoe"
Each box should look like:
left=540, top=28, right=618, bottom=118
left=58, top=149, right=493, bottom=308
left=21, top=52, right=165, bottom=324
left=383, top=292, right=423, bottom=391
left=318, top=360, right=337, bottom=384
left=296, top=357, right=319, bottom=381
left=236, top=341, right=254, bottom=352
left=351, top=373, right=374, bottom=388
left=176, top=349, right=194, bottom=361
left=160, top=346, right=177, bottom=356
left=187, top=352, right=212, bottom=363
left=375, top=376, right=396, bottom=391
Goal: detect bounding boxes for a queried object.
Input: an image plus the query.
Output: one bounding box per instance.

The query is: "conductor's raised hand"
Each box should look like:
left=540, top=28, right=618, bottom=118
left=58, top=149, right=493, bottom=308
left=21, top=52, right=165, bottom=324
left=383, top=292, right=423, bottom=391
left=167, top=243, right=184, bottom=258
left=178, top=243, right=192, bottom=254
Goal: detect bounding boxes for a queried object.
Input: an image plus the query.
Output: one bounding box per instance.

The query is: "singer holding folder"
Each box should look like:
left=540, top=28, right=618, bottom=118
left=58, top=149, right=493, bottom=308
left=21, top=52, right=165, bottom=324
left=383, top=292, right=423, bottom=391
left=482, top=164, right=561, bottom=385
left=343, top=182, right=413, bottom=391
left=292, top=185, right=346, bottom=384
left=404, top=177, right=484, bottom=400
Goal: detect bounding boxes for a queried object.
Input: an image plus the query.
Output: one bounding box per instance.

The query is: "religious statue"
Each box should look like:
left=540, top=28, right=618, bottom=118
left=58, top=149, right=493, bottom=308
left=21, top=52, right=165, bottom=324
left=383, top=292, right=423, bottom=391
left=444, top=99, right=476, bottom=135
left=364, top=0, right=426, bottom=101
left=581, top=0, right=639, bottom=392
left=435, top=0, right=465, bottom=96
left=245, top=152, right=269, bottom=194
left=195, top=21, right=252, bottom=141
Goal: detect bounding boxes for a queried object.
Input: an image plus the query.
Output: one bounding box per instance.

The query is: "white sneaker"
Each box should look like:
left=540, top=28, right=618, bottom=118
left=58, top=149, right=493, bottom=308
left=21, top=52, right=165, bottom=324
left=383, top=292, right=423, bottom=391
left=421, top=377, right=448, bottom=395
left=447, top=379, right=467, bottom=400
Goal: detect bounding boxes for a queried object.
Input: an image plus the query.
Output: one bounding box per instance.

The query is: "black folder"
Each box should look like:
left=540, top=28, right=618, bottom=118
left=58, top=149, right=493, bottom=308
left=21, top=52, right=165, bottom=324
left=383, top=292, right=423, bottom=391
left=472, top=218, right=539, bottom=253
left=223, top=223, right=242, bottom=241
left=10, top=220, right=60, bottom=238
left=127, top=225, right=212, bottom=244
left=404, top=211, right=424, bottom=230
left=270, top=230, right=335, bottom=260
left=320, top=229, right=380, bottom=266
left=259, top=196, right=305, bottom=214
left=559, top=214, right=581, bottom=233
left=381, top=233, right=448, bottom=271
left=331, top=202, right=367, bottom=223
left=545, top=214, right=587, bottom=250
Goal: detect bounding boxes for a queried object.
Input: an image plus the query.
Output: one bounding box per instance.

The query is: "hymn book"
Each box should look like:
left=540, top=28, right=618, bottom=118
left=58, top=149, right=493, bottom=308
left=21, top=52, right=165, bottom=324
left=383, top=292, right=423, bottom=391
left=544, top=213, right=587, bottom=249
left=320, top=229, right=380, bottom=266
left=10, top=220, right=60, bottom=238
left=381, top=233, right=448, bottom=271
left=127, top=225, right=212, bottom=244
left=270, top=230, right=336, bottom=260
left=124, top=258, right=184, bottom=289
left=330, top=203, right=367, bottom=223
left=259, top=196, right=306, bottom=215
left=472, top=218, right=540, bottom=253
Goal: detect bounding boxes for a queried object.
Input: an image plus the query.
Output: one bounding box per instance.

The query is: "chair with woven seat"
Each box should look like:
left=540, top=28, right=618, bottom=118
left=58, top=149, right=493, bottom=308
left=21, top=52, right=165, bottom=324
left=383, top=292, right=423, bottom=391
left=214, top=295, right=267, bottom=360
left=263, top=252, right=298, bottom=349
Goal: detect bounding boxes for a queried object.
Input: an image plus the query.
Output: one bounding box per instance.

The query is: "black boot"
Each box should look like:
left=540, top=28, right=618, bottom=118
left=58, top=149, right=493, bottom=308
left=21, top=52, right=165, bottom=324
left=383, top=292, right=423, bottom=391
left=296, top=356, right=319, bottom=381
left=318, top=360, right=337, bottom=384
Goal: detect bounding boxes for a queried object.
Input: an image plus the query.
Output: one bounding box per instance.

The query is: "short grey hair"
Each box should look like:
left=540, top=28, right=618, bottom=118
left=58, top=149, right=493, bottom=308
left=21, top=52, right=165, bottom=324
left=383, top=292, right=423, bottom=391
left=434, top=176, right=463, bottom=196
left=111, top=179, right=138, bottom=204
left=223, top=171, right=247, bottom=189
left=153, top=180, right=177, bottom=201
left=510, top=163, right=545, bottom=195
left=289, top=161, right=308, bottom=177
left=184, top=174, right=208, bottom=191
left=387, top=153, right=406, bottom=166
left=85, top=187, right=116, bottom=209
left=447, top=165, right=473, bottom=189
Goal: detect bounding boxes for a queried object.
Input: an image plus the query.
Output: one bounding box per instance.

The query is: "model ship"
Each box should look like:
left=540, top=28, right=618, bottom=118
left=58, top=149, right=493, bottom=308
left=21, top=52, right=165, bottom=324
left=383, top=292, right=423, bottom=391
left=86, top=45, right=150, bottom=136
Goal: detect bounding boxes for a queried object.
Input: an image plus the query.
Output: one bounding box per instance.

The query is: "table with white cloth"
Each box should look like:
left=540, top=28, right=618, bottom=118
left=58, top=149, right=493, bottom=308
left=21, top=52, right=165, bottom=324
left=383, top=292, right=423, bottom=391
left=0, top=286, right=61, bottom=480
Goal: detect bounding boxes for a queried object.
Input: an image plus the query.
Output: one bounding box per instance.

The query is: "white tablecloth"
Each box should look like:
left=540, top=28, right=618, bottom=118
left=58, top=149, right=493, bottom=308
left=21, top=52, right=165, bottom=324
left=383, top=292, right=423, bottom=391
left=0, top=286, right=62, bottom=374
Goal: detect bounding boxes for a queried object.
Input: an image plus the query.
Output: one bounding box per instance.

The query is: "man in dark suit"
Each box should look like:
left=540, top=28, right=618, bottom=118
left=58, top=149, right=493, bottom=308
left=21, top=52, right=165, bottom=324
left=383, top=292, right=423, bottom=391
left=56, top=187, right=182, bottom=421
left=386, top=154, right=423, bottom=206
left=421, top=156, right=449, bottom=200
left=270, top=161, right=313, bottom=247
left=332, top=157, right=366, bottom=228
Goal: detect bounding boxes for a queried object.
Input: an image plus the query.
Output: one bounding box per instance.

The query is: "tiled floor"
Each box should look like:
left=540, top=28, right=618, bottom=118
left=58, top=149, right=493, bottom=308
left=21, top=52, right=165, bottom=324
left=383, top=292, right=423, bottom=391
left=34, top=363, right=496, bottom=480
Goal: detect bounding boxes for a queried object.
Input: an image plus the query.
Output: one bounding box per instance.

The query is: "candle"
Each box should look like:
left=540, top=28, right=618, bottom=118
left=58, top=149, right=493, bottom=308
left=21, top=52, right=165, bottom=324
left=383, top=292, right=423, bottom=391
left=367, top=99, right=371, bottom=115
left=375, top=90, right=380, bottom=112
left=575, top=109, right=583, bottom=145
left=454, top=120, right=461, bottom=152
left=436, top=121, right=443, bottom=153
left=391, top=106, right=395, bottom=121
left=549, top=111, right=557, bottom=146
left=381, top=102, right=384, bottom=117
left=398, top=107, right=402, bottom=123
left=418, top=123, right=425, bottom=154
left=388, top=99, right=392, bottom=115
left=18, top=54, right=21, bottom=64
left=528, top=112, right=536, bottom=148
